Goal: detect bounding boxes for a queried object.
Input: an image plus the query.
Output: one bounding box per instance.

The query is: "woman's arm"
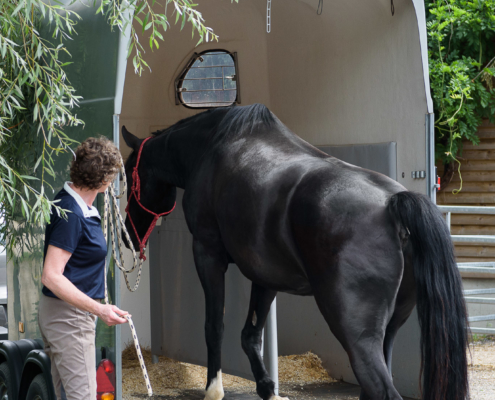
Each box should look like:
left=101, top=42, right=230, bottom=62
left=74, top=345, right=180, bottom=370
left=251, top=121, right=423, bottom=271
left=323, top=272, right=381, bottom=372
left=41, top=244, right=129, bottom=326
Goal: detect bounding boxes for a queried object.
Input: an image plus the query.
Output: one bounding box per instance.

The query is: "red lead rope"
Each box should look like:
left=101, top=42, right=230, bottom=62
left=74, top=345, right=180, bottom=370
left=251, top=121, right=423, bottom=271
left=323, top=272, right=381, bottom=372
left=125, top=137, right=176, bottom=260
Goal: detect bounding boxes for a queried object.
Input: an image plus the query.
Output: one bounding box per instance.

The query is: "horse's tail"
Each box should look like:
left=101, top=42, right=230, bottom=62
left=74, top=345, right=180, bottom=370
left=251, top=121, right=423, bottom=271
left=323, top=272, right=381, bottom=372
left=387, top=191, right=469, bottom=400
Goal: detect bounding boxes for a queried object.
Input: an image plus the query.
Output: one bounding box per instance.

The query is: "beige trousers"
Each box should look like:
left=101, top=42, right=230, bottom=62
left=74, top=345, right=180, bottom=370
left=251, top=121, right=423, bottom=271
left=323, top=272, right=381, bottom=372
left=38, top=294, right=97, bottom=400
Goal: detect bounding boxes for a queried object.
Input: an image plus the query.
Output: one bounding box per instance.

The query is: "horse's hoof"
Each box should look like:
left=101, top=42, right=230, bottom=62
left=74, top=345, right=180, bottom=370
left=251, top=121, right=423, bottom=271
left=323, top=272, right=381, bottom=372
left=269, top=396, right=289, bottom=400
left=204, top=371, right=224, bottom=400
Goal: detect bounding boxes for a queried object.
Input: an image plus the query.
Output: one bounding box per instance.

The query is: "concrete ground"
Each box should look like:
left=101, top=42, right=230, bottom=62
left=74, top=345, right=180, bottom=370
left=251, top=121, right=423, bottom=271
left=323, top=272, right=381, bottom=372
left=126, top=382, right=416, bottom=400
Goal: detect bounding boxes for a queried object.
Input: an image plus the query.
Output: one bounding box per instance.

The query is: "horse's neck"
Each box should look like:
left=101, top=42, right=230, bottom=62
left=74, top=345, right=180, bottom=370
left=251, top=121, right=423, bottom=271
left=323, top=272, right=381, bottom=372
left=153, top=128, right=212, bottom=189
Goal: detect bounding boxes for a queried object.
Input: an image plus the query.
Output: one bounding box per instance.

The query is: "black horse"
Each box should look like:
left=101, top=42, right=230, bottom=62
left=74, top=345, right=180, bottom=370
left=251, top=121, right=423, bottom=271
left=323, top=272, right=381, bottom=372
left=122, top=104, right=468, bottom=400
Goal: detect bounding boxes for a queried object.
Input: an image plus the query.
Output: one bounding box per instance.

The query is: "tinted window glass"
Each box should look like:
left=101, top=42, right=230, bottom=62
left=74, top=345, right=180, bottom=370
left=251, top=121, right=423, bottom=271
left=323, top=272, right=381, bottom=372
left=177, top=51, right=238, bottom=108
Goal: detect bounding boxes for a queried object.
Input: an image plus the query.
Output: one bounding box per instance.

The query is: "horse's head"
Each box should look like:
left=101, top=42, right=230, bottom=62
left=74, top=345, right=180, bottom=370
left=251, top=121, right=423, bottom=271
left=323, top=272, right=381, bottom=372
left=121, top=126, right=177, bottom=253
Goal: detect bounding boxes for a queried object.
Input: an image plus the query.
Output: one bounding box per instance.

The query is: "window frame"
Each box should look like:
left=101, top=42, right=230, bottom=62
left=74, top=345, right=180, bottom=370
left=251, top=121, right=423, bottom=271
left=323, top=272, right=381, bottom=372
left=175, top=49, right=241, bottom=109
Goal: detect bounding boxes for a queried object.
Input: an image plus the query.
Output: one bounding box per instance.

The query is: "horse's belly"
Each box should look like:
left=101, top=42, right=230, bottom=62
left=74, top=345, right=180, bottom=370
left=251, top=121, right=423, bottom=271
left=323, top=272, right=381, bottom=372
left=233, top=255, right=313, bottom=296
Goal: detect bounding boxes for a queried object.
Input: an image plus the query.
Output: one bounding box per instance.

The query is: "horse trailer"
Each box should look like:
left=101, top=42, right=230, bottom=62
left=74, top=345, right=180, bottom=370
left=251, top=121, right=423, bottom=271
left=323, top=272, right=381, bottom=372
left=7, top=0, right=435, bottom=399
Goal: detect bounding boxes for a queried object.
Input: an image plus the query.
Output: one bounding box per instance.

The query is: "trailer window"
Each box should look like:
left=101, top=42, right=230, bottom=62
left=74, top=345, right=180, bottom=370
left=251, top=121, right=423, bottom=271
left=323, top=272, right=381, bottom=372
left=175, top=50, right=240, bottom=108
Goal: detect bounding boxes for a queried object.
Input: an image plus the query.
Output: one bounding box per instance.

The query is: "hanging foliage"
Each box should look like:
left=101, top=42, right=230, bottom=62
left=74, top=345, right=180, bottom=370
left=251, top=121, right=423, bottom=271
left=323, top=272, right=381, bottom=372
left=97, top=0, right=221, bottom=75
left=0, top=0, right=222, bottom=254
left=426, top=0, right=495, bottom=187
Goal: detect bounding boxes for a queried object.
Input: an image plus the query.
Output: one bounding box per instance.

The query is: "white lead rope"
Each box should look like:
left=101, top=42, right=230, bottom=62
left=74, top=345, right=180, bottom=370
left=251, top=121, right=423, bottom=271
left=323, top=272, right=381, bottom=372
left=102, top=158, right=154, bottom=398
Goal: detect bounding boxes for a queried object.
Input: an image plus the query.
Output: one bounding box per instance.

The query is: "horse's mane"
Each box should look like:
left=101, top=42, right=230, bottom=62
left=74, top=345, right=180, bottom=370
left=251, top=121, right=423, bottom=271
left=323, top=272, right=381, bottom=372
left=218, top=103, right=275, bottom=137
left=151, top=108, right=223, bottom=137
left=151, top=103, right=275, bottom=138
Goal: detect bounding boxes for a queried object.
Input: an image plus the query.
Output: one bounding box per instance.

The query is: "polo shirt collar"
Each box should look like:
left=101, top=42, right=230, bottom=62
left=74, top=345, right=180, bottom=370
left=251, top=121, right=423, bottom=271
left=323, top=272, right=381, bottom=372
left=64, top=182, right=101, bottom=219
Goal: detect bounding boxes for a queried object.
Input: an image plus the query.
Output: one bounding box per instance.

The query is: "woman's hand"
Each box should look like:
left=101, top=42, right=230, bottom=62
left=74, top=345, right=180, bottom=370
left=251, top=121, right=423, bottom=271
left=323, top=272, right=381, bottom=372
left=96, top=304, right=130, bottom=326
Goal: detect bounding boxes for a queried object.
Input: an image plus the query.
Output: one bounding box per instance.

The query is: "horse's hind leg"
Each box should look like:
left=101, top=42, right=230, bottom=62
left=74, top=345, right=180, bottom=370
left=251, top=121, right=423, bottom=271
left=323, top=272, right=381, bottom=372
left=383, top=254, right=416, bottom=377
left=316, top=293, right=402, bottom=400
left=241, top=283, right=286, bottom=400
left=311, top=255, right=404, bottom=400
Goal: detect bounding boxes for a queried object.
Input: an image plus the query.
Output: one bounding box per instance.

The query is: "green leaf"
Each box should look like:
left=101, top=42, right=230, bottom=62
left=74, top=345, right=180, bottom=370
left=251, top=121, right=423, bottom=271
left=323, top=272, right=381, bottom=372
left=181, top=13, right=186, bottom=30
left=484, top=67, right=495, bottom=76
left=19, top=175, right=37, bottom=180
left=33, top=155, right=42, bottom=172
left=127, top=42, right=135, bottom=58
left=135, top=1, right=146, bottom=15
left=35, top=43, right=43, bottom=59
left=11, top=0, right=25, bottom=17
left=143, top=13, right=150, bottom=33
left=21, top=198, right=29, bottom=219
left=1, top=41, right=7, bottom=58
left=39, top=1, right=46, bottom=18
left=5, top=190, right=12, bottom=208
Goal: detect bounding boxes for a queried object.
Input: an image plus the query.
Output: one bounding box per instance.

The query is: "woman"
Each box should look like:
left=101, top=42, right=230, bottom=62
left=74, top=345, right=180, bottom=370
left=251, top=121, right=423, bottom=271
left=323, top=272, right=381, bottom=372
left=39, top=137, right=129, bottom=400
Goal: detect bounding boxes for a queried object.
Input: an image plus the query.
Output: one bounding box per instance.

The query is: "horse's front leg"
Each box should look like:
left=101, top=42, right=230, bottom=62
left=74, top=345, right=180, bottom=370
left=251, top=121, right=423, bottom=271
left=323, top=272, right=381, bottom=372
left=193, top=239, right=229, bottom=400
left=242, top=283, right=287, bottom=400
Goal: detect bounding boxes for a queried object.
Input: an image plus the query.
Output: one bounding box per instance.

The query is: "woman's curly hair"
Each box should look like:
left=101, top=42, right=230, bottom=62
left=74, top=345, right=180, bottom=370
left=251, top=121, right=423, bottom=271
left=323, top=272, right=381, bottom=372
left=70, top=137, right=121, bottom=190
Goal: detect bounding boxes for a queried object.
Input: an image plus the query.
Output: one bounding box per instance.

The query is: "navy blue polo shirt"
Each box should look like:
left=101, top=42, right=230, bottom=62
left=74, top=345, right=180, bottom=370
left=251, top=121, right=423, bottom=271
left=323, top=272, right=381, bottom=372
left=42, top=182, right=107, bottom=300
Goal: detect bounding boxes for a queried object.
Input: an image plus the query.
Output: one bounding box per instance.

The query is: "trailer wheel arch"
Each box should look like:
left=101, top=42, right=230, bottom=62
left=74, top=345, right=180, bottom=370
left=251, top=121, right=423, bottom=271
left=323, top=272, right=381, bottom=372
left=0, top=361, right=13, bottom=400
left=18, top=350, right=55, bottom=400
left=0, top=340, right=31, bottom=400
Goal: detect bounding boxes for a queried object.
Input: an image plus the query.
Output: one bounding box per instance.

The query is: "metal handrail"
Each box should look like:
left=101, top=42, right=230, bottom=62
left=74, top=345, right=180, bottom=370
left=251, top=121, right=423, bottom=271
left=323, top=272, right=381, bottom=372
left=458, top=268, right=495, bottom=276
left=437, top=205, right=495, bottom=214
left=459, top=262, right=495, bottom=267
left=452, top=235, right=495, bottom=244
left=465, top=288, right=495, bottom=295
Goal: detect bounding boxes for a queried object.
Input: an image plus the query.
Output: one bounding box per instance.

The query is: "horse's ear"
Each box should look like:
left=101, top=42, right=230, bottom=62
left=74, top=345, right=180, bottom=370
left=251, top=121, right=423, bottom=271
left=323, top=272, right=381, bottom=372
left=121, top=126, right=142, bottom=150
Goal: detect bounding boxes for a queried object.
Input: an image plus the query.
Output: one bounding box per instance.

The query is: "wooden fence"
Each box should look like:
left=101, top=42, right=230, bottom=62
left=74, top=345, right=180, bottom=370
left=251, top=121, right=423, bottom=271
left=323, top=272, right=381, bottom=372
left=437, top=120, right=495, bottom=262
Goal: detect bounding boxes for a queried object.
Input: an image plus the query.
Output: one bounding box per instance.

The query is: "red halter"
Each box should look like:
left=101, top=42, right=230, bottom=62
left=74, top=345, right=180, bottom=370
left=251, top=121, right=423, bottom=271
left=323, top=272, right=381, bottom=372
left=125, top=137, right=176, bottom=260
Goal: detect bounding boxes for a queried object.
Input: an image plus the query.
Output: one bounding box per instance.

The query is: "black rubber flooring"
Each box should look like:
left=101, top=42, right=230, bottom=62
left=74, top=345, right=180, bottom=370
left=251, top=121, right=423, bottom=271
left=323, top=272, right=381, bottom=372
left=131, top=382, right=416, bottom=399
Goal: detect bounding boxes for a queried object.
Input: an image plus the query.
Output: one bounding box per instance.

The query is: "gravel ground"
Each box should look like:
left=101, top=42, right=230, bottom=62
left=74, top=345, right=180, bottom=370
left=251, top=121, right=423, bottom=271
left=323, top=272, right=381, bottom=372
left=469, top=337, right=495, bottom=400
left=123, top=338, right=495, bottom=400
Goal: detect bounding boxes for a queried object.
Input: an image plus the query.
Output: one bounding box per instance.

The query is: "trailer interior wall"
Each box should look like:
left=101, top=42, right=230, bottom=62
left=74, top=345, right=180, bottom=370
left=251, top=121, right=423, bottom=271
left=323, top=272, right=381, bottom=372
left=262, top=0, right=429, bottom=193
left=120, top=0, right=429, bottom=398
left=120, top=0, right=430, bottom=184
